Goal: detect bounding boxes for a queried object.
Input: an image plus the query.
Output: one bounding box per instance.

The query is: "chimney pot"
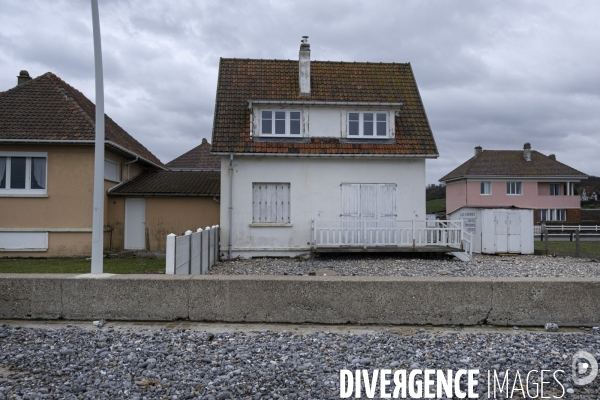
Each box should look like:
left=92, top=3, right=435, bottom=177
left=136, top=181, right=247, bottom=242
left=523, top=142, right=531, bottom=162
left=17, top=70, right=31, bottom=86
left=474, top=146, right=482, bottom=157
left=549, top=154, right=556, bottom=160
left=299, top=36, right=310, bottom=97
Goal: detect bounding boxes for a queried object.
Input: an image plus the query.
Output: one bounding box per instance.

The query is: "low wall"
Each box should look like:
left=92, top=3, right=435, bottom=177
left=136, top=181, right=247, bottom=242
left=1, top=275, right=599, bottom=327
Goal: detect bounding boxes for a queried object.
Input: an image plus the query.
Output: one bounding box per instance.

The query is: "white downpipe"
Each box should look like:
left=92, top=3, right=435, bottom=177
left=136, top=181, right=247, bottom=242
left=90, top=0, right=105, bottom=274
left=228, top=154, right=233, bottom=259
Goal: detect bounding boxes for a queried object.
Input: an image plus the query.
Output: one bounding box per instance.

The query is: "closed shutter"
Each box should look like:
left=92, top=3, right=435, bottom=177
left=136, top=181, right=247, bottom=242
left=341, top=184, right=360, bottom=220
left=360, top=184, right=378, bottom=221
left=341, top=183, right=397, bottom=221
left=252, top=183, right=290, bottom=223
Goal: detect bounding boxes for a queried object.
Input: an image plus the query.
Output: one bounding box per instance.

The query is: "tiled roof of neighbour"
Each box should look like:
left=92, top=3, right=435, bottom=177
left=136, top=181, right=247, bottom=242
left=166, top=138, right=221, bottom=170
left=440, top=150, right=587, bottom=181
left=0, top=72, right=165, bottom=168
left=108, top=171, right=220, bottom=196
left=211, top=59, right=438, bottom=156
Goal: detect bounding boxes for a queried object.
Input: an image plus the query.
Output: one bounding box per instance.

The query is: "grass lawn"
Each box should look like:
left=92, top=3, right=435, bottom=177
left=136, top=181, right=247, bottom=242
left=0, top=258, right=165, bottom=274
left=426, top=198, right=446, bottom=213
left=534, top=240, right=600, bottom=255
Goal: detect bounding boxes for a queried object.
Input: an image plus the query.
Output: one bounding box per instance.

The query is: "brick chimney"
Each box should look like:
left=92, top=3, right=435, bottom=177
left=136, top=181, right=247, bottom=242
left=474, top=146, right=482, bottom=157
left=17, top=70, right=31, bottom=86
left=299, top=36, right=310, bottom=97
left=523, top=142, right=531, bottom=162
left=548, top=154, right=556, bottom=160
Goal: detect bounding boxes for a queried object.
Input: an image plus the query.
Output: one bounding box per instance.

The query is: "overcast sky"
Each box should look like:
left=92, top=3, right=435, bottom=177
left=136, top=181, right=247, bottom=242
left=1, top=0, right=599, bottom=183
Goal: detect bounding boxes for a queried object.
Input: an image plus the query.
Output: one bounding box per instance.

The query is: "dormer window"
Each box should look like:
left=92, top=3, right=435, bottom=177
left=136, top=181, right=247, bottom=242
left=348, top=112, right=388, bottom=138
left=260, top=110, right=302, bottom=136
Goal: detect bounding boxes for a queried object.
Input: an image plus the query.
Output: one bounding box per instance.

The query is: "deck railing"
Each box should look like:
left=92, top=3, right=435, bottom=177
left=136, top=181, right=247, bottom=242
left=311, top=219, right=464, bottom=250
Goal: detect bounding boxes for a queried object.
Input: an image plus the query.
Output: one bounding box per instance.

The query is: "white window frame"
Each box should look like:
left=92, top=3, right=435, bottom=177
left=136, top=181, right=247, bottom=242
left=538, top=209, right=566, bottom=221
left=480, top=181, right=491, bottom=195
left=251, top=182, right=292, bottom=226
left=104, top=158, right=120, bottom=182
left=0, top=151, right=48, bottom=196
left=347, top=111, right=389, bottom=138
left=506, top=181, right=522, bottom=195
left=259, top=110, right=302, bottom=137
left=550, top=183, right=561, bottom=196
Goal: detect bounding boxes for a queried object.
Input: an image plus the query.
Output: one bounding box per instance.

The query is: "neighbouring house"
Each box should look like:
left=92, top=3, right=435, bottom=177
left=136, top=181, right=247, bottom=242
left=0, top=70, right=166, bottom=257
left=211, top=37, right=443, bottom=259
left=107, top=139, right=220, bottom=251
left=439, top=143, right=587, bottom=254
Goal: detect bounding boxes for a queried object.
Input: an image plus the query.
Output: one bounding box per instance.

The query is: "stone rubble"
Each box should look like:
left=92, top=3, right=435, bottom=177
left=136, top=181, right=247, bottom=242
left=210, top=254, right=600, bottom=278
left=1, top=324, right=600, bottom=399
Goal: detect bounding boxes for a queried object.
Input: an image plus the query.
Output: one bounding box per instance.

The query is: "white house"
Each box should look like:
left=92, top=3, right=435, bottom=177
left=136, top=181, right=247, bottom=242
left=211, top=38, right=443, bottom=258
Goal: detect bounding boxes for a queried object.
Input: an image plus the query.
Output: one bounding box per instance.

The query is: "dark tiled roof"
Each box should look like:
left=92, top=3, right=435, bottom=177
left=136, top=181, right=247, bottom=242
left=0, top=72, right=165, bottom=168
left=211, top=59, right=438, bottom=156
left=166, top=138, right=220, bottom=170
left=440, top=150, right=587, bottom=181
left=108, top=171, right=220, bottom=196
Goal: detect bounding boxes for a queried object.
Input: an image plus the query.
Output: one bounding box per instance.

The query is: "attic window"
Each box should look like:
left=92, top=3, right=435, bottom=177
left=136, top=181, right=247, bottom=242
left=260, top=110, right=302, bottom=136
left=348, top=112, right=388, bottom=138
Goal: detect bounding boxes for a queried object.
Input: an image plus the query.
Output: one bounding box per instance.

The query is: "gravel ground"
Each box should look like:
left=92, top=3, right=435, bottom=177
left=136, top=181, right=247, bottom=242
left=209, top=254, right=600, bottom=278
left=1, top=324, right=600, bottom=399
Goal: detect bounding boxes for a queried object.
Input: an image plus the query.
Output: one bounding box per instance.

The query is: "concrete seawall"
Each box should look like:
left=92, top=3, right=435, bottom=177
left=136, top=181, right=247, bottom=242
left=1, top=274, right=599, bottom=327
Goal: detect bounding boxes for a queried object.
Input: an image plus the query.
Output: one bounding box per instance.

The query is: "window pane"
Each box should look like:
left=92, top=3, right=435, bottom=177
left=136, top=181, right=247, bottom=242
left=349, top=113, right=359, bottom=136
left=104, top=160, right=118, bottom=182
left=516, top=182, right=522, bottom=194
left=31, top=157, right=46, bottom=189
left=290, top=111, right=301, bottom=134
left=275, top=112, right=286, bottom=134
left=507, top=182, right=511, bottom=194
left=363, top=113, right=373, bottom=136
left=0, top=157, right=6, bottom=189
left=290, top=120, right=300, bottom=135
left=376, top=113, right=386, bottom=136
left=10, top=157, right=26, bottom=189
left=261, top=111, right=272, bottom=134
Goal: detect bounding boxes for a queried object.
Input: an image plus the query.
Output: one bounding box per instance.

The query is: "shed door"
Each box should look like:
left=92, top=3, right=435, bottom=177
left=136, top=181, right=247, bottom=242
left=494, top=211, right=508, bottom=253
left=125, top=198, right=146, bottom=250
left=507, top=211, right=521, bottom=253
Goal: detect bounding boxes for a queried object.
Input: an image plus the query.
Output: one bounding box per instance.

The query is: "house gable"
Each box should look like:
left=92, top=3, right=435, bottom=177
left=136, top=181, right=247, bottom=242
left=0, top=71, right=165, bottom=170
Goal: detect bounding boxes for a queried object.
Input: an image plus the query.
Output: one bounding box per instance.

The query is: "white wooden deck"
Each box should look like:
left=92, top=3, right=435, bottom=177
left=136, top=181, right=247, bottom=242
left=311, top=219, right=472, bottom=259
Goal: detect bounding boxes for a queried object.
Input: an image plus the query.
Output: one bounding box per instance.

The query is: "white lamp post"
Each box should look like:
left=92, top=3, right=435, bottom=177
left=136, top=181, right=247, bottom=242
left=90, top=0, right=105, bottom=274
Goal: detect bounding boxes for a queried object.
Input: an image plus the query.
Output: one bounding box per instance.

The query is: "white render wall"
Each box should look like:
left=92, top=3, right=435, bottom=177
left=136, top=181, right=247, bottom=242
left=220, top=156, right=426, bottom=258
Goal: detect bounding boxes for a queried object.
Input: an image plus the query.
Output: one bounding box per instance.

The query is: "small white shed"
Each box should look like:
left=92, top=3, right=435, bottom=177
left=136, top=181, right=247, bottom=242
left=448, top=207, right=534, bottom=254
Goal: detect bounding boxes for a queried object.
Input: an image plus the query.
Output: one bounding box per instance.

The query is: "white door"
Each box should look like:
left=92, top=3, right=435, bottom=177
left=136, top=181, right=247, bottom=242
left=507, top=211, right=521, bottom=253
left=125, top=198, right=146, bottom=250
left=494, top=211, right=508, bottom=253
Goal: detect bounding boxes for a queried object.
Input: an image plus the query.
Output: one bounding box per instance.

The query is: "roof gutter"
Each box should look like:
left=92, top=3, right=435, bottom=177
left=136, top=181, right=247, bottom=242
left=441, top=174, right=587, bottom=183
left=0, top=139, right=167, bottom=171
left=211, top=152, right=438, bottom=159
left=107, top=192, right=220, bottom=197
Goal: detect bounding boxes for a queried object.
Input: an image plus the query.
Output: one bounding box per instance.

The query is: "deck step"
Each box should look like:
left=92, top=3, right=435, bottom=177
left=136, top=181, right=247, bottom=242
left=449, top=251, right=471, bottom=262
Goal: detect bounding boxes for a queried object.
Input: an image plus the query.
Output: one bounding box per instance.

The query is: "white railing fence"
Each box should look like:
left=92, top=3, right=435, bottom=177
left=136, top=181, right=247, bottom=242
left=165, top=225, right=219, bottom=275
left=311, top=219, right=464, bottom=249
left=534, top=224, right=600, bottom=236
left=461, top=230, right=473, bottom=259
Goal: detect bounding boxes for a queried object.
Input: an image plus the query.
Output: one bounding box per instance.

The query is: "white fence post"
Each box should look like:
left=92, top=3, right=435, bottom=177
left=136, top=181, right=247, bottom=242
left=166, top=233, right=176, bottom=274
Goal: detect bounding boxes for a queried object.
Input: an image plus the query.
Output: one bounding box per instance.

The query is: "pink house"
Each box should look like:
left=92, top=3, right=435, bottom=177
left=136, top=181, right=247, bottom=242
left=440, top=143, right=587, bottom=224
